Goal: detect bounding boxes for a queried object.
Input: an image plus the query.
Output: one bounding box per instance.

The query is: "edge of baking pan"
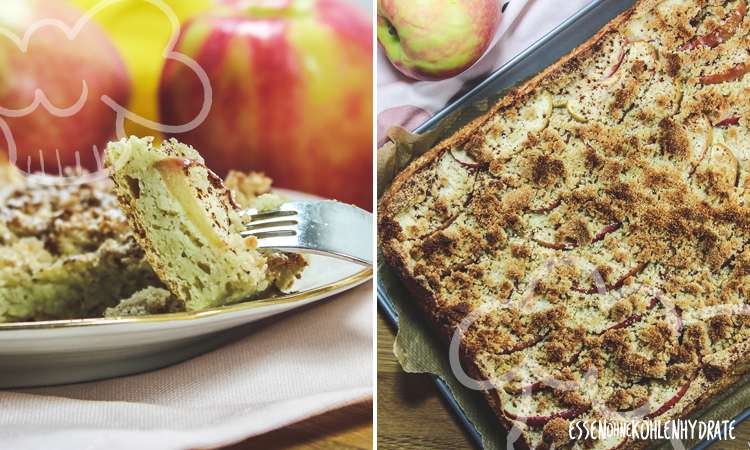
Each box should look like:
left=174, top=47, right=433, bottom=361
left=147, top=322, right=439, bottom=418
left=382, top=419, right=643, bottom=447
left=378, top=282, right=485, bottom=449
left=377, top=0, right=750, bottom=448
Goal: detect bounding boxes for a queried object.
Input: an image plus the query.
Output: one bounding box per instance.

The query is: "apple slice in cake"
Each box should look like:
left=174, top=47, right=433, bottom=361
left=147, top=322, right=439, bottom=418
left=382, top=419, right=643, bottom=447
left=105, top=136, right=305, bottom=311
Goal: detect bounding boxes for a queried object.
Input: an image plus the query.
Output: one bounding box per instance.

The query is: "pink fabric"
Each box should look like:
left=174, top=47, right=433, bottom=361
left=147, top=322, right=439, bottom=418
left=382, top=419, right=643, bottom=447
left=0, top=283, right=372, bottom=450
left=377, top=0, right=594, bottom=144
left=377, top=105, right=430, bottom=147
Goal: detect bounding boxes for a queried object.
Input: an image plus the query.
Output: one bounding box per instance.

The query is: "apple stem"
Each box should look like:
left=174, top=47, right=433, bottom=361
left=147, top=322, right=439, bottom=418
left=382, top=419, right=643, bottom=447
left=386, top=20, right=399, bottom=41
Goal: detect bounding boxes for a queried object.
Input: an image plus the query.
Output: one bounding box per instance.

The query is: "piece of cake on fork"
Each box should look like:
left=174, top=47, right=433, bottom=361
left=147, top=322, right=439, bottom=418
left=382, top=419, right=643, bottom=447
left=105, top=136, right=305, bottom=311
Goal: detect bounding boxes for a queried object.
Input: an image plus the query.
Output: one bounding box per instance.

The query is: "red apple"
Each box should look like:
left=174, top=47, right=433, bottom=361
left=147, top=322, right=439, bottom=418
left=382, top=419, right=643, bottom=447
left=377, top=0, right=501, bottom=81
left=159, top=0, right=373, bottom=209
left=0, top=0, right=130, bottom=175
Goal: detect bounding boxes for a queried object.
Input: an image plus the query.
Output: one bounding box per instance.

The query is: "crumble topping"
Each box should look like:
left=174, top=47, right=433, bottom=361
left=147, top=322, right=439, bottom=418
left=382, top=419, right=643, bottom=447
left=0, top=172, right=162, bottom=321
left=379, top=0, right=750, bottom=447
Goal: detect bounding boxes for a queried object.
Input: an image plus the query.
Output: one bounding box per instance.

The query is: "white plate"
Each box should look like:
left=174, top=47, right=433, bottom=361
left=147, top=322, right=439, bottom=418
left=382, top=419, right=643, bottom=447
left=0, top=189, right=372, bottom=388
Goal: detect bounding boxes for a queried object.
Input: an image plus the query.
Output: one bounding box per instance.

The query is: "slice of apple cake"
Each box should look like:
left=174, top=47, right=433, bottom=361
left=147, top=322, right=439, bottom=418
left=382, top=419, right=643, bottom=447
left=105, top=136, right=305, bottom=311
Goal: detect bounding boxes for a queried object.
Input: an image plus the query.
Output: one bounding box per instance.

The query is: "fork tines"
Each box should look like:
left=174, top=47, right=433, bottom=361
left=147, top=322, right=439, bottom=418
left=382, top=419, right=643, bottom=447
left=241, top=209, right=299, bottom=239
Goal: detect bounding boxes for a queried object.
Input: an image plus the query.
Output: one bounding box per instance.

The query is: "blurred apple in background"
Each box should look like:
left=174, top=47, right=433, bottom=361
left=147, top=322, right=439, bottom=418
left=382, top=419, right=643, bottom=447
left=0, top=0, right=130, bottom=174
left=70, top=0, right=211, bottom=140
left=160, top=0, right=373, bottom=209
left=377, top=0, right=501, bottom=81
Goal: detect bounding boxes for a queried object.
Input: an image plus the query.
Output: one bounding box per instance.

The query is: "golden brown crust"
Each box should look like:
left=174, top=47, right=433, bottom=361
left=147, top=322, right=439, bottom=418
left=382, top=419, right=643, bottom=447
left=1, top=175, right=130, bottom=255
left=379, top=0, right=750, bottom=448
left=224, top=170, right=272, bottom=209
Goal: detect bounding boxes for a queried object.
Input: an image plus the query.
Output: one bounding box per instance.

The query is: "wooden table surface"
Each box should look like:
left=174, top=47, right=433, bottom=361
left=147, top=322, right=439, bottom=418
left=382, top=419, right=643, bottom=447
left=218, top=401, right=373, bottom=450
left=377, top=313, right=750, bottom=450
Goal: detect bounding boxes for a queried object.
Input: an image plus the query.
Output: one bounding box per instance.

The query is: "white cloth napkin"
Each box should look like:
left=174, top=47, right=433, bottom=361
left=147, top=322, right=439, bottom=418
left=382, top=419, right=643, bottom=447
left=0, top=282, right=373, bottom=450
left=377, top=0, right=594, bottom=146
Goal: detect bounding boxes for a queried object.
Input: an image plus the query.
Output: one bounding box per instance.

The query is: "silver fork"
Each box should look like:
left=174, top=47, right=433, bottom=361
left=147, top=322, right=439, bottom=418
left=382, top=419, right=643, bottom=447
left=240, top=201, right=373, bottom=267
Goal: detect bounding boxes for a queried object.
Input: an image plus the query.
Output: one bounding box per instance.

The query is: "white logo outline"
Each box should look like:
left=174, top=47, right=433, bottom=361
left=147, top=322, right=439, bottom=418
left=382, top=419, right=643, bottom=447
left=0, top=0, right=213, bottom=185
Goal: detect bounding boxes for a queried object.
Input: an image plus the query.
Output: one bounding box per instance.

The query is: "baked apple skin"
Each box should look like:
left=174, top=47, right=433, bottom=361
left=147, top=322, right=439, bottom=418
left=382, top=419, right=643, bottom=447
left=0, top=0, right=130, bottom=175
left=159, top=0, right=373, bottom=209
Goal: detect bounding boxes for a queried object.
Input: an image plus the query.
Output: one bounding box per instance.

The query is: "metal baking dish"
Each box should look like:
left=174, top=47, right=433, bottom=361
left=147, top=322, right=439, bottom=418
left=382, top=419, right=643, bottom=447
left=377, top=0, right=750, bottom=448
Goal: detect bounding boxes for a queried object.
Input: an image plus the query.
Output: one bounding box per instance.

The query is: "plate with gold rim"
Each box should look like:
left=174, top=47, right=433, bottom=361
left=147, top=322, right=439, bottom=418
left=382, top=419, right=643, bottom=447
left=0, top=189, right=372, bottom=388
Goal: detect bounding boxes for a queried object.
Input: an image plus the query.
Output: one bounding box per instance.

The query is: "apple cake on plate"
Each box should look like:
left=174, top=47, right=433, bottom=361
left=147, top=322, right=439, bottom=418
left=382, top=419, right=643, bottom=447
left=379, top=0, right=750, bottom=448
left=0, top=137, right=305, bottom=322
left=105, top=136, right=306, bottom=311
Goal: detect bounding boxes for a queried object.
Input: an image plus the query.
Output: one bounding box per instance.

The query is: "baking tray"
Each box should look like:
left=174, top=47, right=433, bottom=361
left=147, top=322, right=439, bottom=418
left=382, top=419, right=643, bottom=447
left=376, top=0, right=750, bottom=448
